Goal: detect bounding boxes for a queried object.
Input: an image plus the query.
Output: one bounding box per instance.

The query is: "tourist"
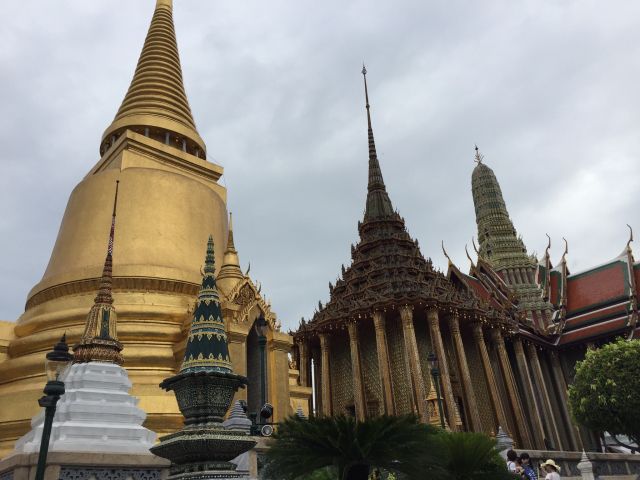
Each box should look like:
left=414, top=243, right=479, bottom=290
left=541, top=459, right=561, bottom=480
left=519, top=453, right=538, bottom=480
left=506, top=449, right=519, bottom=473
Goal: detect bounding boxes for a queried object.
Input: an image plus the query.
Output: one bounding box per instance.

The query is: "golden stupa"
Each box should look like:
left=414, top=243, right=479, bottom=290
left=0, top=0, right=310, bottom=457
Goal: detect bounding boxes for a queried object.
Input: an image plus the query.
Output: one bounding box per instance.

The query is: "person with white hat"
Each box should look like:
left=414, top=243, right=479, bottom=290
left=541, top=459, right=561, bottom=480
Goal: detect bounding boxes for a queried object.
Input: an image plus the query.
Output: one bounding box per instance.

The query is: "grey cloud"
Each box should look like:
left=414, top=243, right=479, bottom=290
left=1, top=0, right=639, bottom=330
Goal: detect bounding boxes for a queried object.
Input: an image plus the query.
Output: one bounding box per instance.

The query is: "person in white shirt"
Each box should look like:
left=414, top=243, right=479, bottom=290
left=506, top=449, right=519, bottom=474
left=541, top=459, right=561, bottom=480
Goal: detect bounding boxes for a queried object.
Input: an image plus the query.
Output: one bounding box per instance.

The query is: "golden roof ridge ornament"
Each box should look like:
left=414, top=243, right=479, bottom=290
left=73, top=180, right=124, bottom=366
left=101, top=0, right=206, bottom=157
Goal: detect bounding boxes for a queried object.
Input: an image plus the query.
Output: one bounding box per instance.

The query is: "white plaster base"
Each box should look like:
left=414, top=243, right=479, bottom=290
left=14, top=362, right=156, bottom=454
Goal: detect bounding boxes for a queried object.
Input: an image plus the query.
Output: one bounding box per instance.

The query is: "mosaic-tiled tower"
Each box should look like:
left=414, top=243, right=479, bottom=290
left=151, top=237, right=255, bottom=479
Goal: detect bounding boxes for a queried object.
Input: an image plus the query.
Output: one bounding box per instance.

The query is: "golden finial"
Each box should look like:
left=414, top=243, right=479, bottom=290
left=561, top=237, right=569, bottom=263
left=474, top=145, right=484, bottom=164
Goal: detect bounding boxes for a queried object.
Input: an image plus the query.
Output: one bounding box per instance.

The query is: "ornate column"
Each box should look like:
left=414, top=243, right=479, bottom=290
left=318, top=333, right=332, bottom=416
left=526, top=342, right=562, bottom=449
left=449, top=314, right=481, bottom=431
left=400, top=306, right=427, bottom=422
left=373, top=311, right=395, bottom=415
left=513, top=337, right=546, bottom=449
left=471, top=322, right=510, bottom=435
left=492, top=329, right=533, bottom=448
left=549, top=350, right=581, bottom=450
left=347, top=322, right=367, bottom=421
left=427, top=308, right=458, bottom=431
left=297, top=339, right=309, bottom=387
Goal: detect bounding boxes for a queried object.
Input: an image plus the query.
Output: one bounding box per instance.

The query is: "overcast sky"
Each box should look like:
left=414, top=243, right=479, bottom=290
left=1, top=1, right=639, bottom=331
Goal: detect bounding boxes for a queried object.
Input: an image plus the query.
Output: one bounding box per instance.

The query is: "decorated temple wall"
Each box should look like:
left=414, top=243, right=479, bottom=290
left=413, top=311, right=433, bottom=394
left=386, top=313, right=413, bottom=414
left=462, top=325, right=496, bottom=433
left=539, top=350, right=572, bottom=450
left=329, top=332, right=352, bottom=416
left=359, top=319, right=383, bottom=417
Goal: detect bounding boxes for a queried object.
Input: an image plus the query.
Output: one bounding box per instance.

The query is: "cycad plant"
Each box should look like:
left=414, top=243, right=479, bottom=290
left=435, top=431, right=517, bottom=480
left=264, top=414, right=446, bottom=480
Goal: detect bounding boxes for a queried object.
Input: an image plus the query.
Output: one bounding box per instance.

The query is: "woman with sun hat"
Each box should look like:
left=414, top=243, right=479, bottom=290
left=541, top=459, right=561, bottom=480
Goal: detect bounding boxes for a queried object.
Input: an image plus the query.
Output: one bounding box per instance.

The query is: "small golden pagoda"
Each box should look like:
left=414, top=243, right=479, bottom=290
left=0, top=0, right=309, bottom=457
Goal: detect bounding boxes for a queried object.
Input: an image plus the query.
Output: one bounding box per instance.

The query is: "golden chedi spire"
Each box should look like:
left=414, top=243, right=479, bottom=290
left=73, top=181, right=124, bottom=366
left=217, top=213, right=245, bottom=294
left=0, top=1, right=232, bottom=457
left=100, top=0, right=206, bottom=158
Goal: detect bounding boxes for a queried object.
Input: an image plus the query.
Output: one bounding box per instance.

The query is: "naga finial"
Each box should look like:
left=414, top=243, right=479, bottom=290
left=627, top=224, right=634, bottom=250
left=545, top=233, right=551, bottom=258
left=244, top=262, right=251, bottom=276
left=561, top=237, right=569, bottom=263
left=441, top=240, right=452, bottom=266
left=464, top=244, right=476, bottom=268
left=471, top=236, right=480, bottom=255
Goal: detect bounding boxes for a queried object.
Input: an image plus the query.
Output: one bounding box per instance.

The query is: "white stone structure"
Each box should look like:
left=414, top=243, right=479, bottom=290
left=14, top=362, right=155, bottom=454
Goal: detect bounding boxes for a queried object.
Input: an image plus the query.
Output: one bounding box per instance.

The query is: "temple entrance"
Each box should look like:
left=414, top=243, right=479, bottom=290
left=246, top=317, right=268, bottom=416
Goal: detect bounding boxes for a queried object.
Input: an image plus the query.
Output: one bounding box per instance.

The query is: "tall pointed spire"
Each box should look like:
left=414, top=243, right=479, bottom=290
left=101, top=0, right=206, bottom=157
left=74, top=181, right=124, bottom=365
left=217, top=213, right=244, bottom=292
left=361, top=65, right=394, bottom=221
left=180, top=236, right=233, bottom=374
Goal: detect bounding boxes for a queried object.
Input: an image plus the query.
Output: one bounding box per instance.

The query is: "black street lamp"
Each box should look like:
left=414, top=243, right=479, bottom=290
left=428, top=351, right=446, bottom=429
left=35, top=334, right=73, bottom=480
left=255, top=316, right=268, bottom=408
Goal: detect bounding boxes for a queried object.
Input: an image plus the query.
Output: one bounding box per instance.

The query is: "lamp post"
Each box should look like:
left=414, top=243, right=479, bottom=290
left=255, top=316, right=268, bottom=408
left=428, top=351, right=446, bottom=429
left=35, top=334, right=73, bottom=480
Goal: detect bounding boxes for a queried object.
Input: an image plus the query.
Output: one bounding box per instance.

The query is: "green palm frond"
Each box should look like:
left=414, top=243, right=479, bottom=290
left=264, top=415, right=446, bottom=480
left=436, top=431, right=517, bottom=480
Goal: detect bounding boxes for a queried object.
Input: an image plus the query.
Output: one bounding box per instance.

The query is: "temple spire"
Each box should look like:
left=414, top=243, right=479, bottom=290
left=180, top=236, right=233, bottom=374
left=74, top=181, right=124, bottom=365
left=101, top=0, right=206, bottom=157
left=361, top=65, right=394, bottom=221
left=217, top=213, right=244, bottom=292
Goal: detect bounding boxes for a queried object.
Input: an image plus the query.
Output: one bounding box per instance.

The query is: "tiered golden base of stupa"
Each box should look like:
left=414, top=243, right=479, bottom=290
left=0, top=131, right=228, bottom=457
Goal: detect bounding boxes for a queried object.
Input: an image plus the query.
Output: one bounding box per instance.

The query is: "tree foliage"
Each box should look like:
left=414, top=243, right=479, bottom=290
left=263, top=414, right=446, bottom=480
left=435, top=431, right=516, bottom=480
left=264, top=414, right=515, bottom=480
left=568, top=338, right=640, bottom=447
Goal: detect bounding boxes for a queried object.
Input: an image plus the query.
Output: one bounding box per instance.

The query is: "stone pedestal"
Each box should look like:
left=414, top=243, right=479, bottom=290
left=14, top=362, right=156, bottom=454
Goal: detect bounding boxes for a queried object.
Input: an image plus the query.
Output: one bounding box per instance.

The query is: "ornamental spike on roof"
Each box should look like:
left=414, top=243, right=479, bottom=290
left=180, top=236, right=233, bottom=374
left=74, top=180, right=124, bottom=365
left=362, top=65, right=395, bottom=222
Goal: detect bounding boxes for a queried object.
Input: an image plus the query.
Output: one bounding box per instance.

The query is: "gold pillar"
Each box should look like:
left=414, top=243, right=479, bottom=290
left=549, top=350, right=582, bottom=450
left=347, top=322, right=367, bottom=421
left=449, top=314, right=480, bottom=431
left=492, top=329, right=533, bottom=448
left=526, top=342, right=562, bottom=449
left=471, top=322, right=510, bottom=435
left=427, top=308, right=458, bottom=431
left=513, top=337, right=546, bottom=449
left=400, top=306, right=428, bottom=422
left=319, top=332, right=332, bottom=416
left=297, top=339, right=309, bottom=387
left=373, top=311, right=395, bottom=415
